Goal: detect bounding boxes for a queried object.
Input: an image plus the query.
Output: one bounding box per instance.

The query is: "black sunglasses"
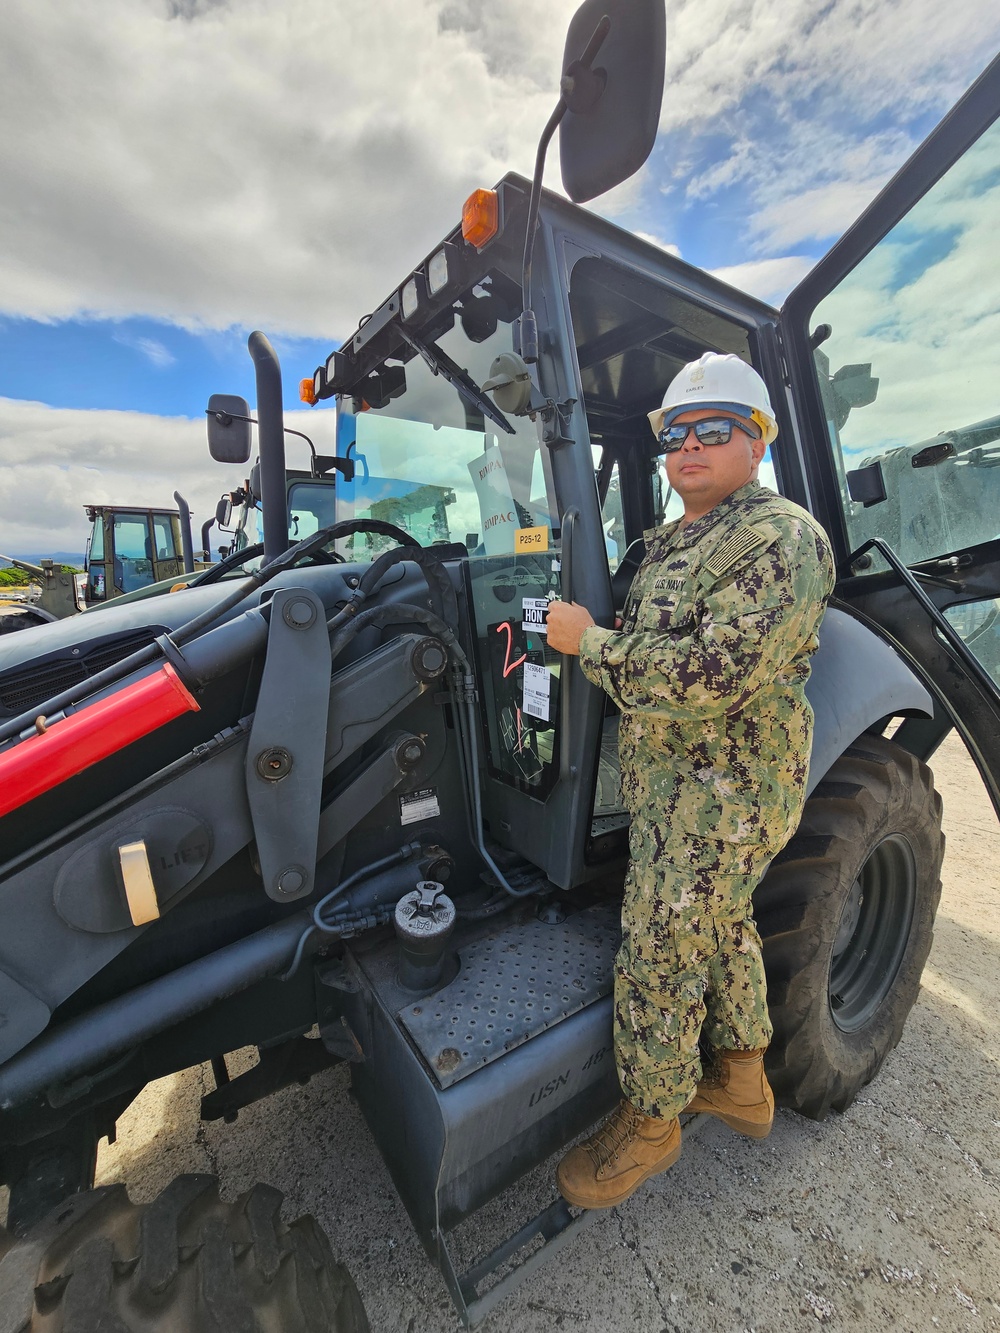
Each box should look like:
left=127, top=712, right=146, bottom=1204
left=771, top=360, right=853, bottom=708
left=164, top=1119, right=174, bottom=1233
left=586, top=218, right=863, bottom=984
left=658, top=417, right=761, bottom=451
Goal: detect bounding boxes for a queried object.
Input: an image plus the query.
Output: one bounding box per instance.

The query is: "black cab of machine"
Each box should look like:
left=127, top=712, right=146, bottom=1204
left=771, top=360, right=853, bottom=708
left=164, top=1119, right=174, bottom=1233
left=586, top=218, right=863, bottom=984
left=299, top=48, right=1000, bottom=895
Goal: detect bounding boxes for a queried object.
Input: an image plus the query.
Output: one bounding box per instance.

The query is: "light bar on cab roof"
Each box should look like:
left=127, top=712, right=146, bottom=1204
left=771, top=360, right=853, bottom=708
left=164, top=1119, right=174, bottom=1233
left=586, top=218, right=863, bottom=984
left=325, top=350, right=349, bottom=391
left=401, top=272, right=426, bottom=323
left=427, top=242, right=462, bottom=297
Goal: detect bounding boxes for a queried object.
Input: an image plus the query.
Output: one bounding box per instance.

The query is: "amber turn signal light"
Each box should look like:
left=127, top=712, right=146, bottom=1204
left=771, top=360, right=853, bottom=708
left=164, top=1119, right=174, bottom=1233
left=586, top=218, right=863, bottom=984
left=299, top=377, right=317, bottom=405
left=462, top=189, right=499, bottom=249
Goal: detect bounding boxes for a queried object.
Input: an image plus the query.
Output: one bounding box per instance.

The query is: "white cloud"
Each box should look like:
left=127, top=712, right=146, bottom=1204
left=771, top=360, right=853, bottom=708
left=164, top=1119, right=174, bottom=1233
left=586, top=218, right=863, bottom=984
left=746, top=179, right=892, bottom=252
left=709, top=254, right=814, bottom=305
left=656, top=0, right=1000, bottom=258
left=0, top=0, right=580, bottom=338
left=1, top=0, right=998, bottom=348
left=635, top=231, right=682, bottom=257
left=661, top=0, right=998, bottom=135
left=112, top=332, right=177, bottom=368
left=0, top=396, right=337, bottom=556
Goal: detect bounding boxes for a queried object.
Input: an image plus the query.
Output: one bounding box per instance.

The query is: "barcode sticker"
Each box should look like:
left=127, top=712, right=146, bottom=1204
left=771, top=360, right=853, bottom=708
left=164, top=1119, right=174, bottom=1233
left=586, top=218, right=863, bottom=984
left=522, top=662, right=551, bottom=721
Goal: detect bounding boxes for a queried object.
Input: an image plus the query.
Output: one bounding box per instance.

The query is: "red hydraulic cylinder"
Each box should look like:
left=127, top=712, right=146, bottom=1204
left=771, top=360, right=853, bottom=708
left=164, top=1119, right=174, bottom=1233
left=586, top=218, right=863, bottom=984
left=0, top=663, right=200, bottom=819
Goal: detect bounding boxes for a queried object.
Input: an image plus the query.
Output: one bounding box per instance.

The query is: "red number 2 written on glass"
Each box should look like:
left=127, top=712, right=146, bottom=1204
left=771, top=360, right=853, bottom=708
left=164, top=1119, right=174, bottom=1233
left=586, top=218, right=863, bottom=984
left=496, top=621, right=527, bottom=678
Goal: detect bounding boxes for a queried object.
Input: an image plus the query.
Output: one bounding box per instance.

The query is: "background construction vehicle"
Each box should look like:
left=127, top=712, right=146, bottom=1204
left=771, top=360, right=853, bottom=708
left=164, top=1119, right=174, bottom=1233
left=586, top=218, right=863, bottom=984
left=0, top=3, right=997, bottom=1326
left=0, top=493, right=204, bottom=633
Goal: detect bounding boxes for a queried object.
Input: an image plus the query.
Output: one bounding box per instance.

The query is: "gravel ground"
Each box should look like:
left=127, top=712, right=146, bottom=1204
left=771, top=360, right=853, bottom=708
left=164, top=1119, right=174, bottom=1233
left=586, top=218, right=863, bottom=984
left=28, top=730, right=1000, bottom=1331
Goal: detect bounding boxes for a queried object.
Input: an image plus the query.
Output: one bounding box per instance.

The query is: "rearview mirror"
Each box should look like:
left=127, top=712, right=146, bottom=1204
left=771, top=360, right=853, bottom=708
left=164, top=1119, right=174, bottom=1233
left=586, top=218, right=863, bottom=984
left=559, top=0, right=665, bottom=203
left=216, top=496, right=233, bottom=528
left=207, top=394, right=253, bottom=464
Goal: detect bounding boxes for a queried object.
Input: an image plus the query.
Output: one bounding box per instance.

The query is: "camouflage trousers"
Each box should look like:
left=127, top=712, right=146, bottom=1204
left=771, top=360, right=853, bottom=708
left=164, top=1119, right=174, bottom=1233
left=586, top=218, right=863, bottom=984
left=614, top=851, right=774, bottom=1121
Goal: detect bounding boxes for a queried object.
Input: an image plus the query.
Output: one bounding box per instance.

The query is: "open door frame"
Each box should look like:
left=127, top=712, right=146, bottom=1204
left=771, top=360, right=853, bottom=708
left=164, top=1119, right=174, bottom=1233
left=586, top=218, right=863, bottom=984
left=778, top=51, right=1000, bottom=816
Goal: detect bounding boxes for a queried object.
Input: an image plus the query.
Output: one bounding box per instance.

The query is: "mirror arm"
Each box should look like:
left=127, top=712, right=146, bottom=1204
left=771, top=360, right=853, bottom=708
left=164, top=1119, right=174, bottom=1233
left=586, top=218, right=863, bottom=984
left=207, top=409, right=336, bottom=480
left=314, top=455, right=356, bottom=482
left=518, top=101, right=567, bottom=365
left=519, top=14, right=612, bottom=365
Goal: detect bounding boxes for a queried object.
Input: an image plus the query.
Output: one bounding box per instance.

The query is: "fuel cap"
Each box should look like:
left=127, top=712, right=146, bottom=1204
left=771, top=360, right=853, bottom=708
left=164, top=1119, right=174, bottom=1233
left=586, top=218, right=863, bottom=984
left=394, top=881, right=456, bottom=993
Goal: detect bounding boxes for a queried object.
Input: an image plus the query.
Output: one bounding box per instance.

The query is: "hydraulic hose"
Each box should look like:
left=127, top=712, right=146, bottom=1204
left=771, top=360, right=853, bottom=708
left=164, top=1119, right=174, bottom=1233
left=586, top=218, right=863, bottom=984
left=0, top=572, right=265, bottom=749
left=2, top=519, right=534, bottom=907
left=328, top=602, right=460, bottom=665
left=0, top=522, right=425, bottom=750
left=280, top=842, right=422, bottom=980
left=0, top=532, right=460, bottom=824
left=325, top=600, right=534, bottom=901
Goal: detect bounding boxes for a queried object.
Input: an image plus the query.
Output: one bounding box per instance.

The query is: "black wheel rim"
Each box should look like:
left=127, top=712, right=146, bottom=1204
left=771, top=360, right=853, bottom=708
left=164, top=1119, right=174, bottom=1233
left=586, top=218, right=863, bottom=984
left=829, top=834, right=917, bottom=1032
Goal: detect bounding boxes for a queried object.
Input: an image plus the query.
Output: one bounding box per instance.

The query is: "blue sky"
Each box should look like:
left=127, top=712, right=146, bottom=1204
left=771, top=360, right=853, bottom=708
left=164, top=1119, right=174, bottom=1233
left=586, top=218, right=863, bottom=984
left=2, top=0, right=999, bottom=554
left=0, top=317, right=332, bottom=417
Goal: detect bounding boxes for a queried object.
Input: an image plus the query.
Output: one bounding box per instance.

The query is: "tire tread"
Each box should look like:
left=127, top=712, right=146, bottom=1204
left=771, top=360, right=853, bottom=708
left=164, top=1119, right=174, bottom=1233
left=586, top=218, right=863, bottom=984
left=756, top=734, right=944, bottom=1120
left=0, top=1176, right=369, bottom=1332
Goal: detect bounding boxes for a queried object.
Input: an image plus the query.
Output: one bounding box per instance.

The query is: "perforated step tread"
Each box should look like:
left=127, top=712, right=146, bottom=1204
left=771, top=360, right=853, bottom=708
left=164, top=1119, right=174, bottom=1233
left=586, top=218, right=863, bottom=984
left=399, top=902, right=619, bottom=1088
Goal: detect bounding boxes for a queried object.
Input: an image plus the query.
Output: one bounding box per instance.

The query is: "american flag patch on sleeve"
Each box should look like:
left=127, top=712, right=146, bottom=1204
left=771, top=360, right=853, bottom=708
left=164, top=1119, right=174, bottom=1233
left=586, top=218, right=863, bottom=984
left=704, top=523, right=769, bottom=576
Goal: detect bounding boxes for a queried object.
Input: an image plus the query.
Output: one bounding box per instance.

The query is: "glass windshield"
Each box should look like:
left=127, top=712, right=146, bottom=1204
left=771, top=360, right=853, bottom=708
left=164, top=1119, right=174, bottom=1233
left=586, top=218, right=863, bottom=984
left=810, top=114, right=1000, bottom=569
left=288, top=479, right=337, bottom=541
left=152, top=513, right=177, bottom=562
left=88, top=515, right=104, bottom=562
left=232, top=497, right=261, bottom=552
left=112, top=515, right=150, bottom=561
left=334, top=297, right=553, bottom=560
left=111, top=513, right=153, bottom=593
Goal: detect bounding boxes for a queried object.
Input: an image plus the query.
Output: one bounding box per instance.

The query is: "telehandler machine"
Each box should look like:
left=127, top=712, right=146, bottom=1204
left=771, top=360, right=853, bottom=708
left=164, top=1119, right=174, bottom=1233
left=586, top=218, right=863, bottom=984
left=0, top=2, right=998, bottom=1326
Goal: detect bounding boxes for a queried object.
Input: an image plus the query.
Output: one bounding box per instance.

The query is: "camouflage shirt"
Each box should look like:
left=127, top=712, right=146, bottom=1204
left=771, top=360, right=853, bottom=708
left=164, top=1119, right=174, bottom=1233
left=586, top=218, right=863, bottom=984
left=579, top=480, right=835, bottom=864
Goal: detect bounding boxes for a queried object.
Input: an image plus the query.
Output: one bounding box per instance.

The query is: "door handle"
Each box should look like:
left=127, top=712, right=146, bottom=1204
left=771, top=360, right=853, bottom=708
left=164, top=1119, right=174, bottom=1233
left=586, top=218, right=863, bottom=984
left=559, top=507, right=580, bottom=780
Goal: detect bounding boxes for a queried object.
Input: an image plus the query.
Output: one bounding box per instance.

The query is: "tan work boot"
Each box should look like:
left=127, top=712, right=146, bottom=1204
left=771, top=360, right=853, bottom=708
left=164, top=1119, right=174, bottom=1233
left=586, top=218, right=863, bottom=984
left=685, top=1047, right=774, bottom=1138
left=556, top=1100, right=681, bottom=1209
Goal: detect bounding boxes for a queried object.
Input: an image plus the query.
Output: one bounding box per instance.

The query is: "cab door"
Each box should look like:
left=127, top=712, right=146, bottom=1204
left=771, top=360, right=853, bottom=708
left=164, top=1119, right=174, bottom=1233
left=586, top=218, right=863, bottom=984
left=150, top=511, right=184, bottom=585
left=778, top=51, right=1000, bottom=818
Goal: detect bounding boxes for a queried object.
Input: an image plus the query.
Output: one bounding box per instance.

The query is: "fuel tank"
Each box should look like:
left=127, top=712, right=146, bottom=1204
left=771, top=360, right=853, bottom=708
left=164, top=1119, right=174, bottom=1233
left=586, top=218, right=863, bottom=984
left=329, top=896, right=621, bottom=1248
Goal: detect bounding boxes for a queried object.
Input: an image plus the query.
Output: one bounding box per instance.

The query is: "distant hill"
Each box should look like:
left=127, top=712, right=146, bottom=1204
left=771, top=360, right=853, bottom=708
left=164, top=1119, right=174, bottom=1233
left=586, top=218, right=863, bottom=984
left=1, top=553, right=86, bottom=568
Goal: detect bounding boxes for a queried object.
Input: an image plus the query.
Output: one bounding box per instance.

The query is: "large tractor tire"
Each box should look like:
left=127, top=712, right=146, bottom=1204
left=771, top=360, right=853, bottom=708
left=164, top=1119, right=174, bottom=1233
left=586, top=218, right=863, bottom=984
left=0, top=1175, right=369, bottom=1332
left=0, top=605, right=57, bottom=635
left=754, top=733, right=944, bottom=1120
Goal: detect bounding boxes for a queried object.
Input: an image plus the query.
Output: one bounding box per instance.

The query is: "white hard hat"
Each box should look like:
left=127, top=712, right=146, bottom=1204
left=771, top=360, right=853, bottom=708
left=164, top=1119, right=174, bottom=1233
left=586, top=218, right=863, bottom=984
left=648, top=352, right=778, bottom=445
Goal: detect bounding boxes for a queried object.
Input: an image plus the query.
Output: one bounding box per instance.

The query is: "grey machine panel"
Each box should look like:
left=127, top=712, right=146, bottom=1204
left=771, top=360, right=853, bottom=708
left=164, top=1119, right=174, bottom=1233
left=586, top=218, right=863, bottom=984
left=805, top=606, right=934, bottom=792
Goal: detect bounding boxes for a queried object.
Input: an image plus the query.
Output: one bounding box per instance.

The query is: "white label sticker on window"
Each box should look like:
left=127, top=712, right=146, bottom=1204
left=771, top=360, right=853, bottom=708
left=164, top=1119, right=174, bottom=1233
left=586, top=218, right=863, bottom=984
left=468, top=443, right=518, bottom=555
left=522, top=662, right=551, bottom=721
left=399, top=788, right=440, bottom=826
left=521, top=597, right=549, bottom=636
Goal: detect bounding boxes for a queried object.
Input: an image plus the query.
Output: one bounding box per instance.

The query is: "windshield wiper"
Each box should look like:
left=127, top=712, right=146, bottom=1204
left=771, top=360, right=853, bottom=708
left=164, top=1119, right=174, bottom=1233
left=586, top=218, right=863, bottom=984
left=397, top=325, right=516, bottom=436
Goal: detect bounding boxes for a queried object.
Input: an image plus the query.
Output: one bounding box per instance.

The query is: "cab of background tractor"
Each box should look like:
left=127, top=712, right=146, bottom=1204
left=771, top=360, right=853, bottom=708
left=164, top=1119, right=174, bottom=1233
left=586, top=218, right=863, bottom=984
left=83, top=504, right=190, bottom=603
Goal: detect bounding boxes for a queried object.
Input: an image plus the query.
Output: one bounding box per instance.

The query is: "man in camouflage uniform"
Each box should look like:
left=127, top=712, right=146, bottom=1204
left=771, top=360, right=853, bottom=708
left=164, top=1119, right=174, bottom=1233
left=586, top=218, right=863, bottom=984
left=547, top=353, right=835, bottom=1209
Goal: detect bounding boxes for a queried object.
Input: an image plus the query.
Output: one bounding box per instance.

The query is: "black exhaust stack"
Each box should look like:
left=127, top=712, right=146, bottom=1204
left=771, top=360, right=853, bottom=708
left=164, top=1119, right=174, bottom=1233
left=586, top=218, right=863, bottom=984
left=248, top=331, right=289, bottom=566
